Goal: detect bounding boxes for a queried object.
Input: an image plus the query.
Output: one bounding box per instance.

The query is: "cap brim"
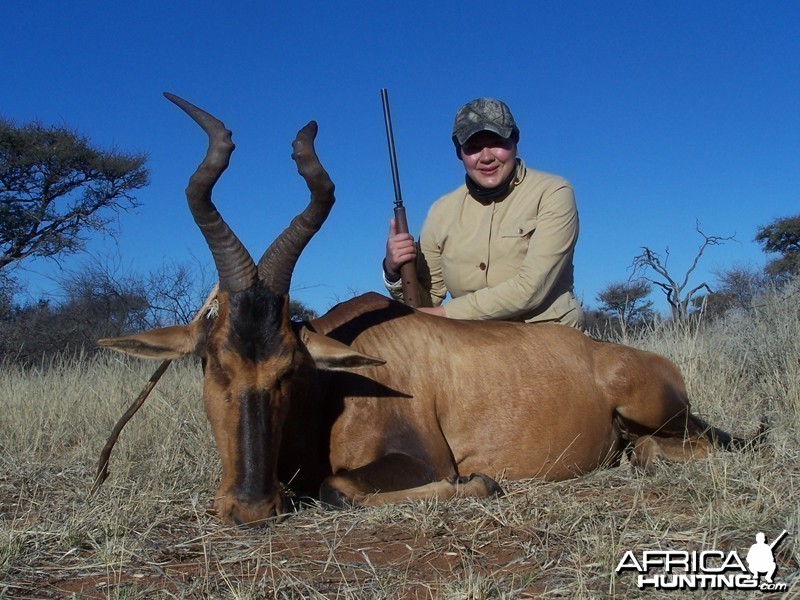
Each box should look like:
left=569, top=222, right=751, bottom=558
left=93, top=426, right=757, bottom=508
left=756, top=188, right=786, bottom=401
left=454, top=123, right=514, bottom=146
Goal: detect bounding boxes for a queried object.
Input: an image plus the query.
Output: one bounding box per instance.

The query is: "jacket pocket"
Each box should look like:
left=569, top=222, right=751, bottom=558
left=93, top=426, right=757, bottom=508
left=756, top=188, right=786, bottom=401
left=501, top=217, right=537, bottom=238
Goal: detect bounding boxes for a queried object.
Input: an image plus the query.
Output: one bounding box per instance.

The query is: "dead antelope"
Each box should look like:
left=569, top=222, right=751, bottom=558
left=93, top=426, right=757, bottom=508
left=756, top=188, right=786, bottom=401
left=98, top=94, right=748, bottom=526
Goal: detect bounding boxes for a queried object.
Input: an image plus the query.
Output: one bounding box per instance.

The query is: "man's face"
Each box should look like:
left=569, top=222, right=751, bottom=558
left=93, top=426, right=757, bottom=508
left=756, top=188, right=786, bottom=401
left=460, top=131, right=518, bottom=189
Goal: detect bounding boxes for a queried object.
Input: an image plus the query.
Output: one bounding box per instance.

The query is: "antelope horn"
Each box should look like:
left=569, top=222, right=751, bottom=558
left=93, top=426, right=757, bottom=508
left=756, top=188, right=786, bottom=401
left=164, top=92, right=257, bottom=293
left=257, top=121, right=335, bottom=295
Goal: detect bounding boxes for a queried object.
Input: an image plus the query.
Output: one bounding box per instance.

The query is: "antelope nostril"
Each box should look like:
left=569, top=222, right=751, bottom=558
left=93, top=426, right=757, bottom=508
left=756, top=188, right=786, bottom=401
left=225, top=495, right=287, bottom=528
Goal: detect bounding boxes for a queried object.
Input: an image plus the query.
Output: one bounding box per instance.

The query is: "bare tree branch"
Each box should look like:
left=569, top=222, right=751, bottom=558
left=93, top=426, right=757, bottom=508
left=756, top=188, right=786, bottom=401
left=631, top=222, right=734, bottom=320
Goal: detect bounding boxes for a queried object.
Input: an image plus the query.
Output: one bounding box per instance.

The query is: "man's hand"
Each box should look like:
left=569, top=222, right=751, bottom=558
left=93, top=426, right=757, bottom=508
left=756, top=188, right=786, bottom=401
left=384, top=217, right=417, bottom=281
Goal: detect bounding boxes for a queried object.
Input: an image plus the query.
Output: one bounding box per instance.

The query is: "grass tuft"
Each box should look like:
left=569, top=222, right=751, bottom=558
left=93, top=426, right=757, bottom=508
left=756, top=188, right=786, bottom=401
left=2, top=283, right=799, bottom=597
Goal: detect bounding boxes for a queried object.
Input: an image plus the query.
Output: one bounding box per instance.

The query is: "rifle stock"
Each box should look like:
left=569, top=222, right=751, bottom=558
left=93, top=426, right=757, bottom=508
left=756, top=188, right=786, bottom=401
left=393, top=205, right=422, bottom=308
left=381, top=88, right=422, bottom=308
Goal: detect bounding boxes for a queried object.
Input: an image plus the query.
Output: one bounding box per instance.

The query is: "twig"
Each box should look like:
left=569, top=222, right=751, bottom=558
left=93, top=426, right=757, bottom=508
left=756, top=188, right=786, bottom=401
left=91, top=283, right=219, bottom=493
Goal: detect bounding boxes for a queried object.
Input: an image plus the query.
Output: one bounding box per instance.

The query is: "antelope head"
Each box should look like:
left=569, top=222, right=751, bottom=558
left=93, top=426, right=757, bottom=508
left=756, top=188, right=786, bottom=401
left=99, top=94, right=382, bottom=526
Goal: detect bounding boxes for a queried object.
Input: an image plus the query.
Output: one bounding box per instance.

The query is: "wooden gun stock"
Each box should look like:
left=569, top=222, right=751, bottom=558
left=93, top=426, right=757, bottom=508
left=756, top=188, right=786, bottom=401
left=393, top=205, right=421, bottom=308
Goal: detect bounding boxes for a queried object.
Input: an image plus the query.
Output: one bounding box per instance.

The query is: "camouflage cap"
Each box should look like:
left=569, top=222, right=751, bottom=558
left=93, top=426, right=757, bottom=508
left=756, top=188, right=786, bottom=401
left=452, top=98, right=519, bottom=146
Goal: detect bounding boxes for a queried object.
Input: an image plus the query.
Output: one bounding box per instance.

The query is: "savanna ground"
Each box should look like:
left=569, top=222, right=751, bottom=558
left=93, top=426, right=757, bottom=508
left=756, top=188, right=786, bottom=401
left=2, top=285, right=799, bottom=598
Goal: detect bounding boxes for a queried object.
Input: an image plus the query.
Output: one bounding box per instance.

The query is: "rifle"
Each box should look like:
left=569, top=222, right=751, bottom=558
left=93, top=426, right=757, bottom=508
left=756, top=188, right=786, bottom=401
left=380, top=88, right=422, bottom=308
left=769, top=530, right=789, bottom=550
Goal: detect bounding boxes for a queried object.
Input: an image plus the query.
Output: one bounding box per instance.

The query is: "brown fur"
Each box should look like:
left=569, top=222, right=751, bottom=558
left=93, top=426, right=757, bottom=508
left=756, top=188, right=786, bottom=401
left=279, top=292, right=735, bottom=514
left=101, top=291, right=739, bottom=526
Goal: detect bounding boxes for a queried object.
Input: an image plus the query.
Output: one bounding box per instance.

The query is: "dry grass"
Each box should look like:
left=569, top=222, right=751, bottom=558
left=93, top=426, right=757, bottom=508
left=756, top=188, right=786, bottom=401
left=2, top=285, right=799, bottom=598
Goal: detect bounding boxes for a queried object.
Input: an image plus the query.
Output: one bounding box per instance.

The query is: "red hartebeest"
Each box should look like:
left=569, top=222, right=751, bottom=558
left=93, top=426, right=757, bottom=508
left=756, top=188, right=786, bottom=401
left=99, top=95, right=745, bottom=526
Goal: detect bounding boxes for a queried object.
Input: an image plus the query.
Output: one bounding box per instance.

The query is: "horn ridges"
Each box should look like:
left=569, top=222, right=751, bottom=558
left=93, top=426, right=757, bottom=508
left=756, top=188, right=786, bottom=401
left=165, top=92, right=257, bottom=293
left=258, top=121, right=335, bottom=295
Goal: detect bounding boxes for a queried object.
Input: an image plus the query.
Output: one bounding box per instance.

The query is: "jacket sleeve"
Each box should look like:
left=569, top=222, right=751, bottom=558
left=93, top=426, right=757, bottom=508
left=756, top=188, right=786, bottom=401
left=443, top=184, right=578, bottom=320
left=382, top=268, right=403, bottom=298
left=415, top=212, right=447, bottom=307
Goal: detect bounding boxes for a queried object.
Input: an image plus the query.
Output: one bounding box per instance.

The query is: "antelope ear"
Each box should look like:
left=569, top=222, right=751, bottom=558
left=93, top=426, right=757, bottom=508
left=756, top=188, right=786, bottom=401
left=299, top=327, right=385, bottom=371
left=98, top=322, right=201, bottom=360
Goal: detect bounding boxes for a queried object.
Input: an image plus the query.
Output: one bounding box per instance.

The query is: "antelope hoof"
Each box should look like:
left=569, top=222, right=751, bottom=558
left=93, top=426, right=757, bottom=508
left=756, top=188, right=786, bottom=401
left=468, top=472, right=504, bottom=497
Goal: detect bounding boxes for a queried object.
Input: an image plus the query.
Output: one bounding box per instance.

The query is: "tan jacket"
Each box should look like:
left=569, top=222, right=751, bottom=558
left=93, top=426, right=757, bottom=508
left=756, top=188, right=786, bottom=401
left=386, top=160, right=584, bottom=328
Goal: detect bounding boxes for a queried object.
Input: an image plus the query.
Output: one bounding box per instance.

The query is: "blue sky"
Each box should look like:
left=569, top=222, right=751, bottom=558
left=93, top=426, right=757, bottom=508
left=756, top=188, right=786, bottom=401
left=3, top=1, right=798, bottom=315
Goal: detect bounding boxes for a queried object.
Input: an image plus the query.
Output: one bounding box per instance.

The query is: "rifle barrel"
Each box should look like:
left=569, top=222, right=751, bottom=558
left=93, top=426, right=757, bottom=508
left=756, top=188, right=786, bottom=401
left=769, top=529, right=789, bottom=550
left=381, top=88, right=403, bottom=208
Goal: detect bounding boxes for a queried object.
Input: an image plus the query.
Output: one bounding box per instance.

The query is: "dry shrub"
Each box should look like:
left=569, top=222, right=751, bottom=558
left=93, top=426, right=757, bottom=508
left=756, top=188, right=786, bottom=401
left=1, top=284, right=798, bottom=598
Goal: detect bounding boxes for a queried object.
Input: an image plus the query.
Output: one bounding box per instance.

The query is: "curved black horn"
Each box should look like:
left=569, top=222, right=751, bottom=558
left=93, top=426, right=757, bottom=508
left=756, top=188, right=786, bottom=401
left=164, top=92, right=257, bottom=293
left=257, top=121, right=335, bottom=295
